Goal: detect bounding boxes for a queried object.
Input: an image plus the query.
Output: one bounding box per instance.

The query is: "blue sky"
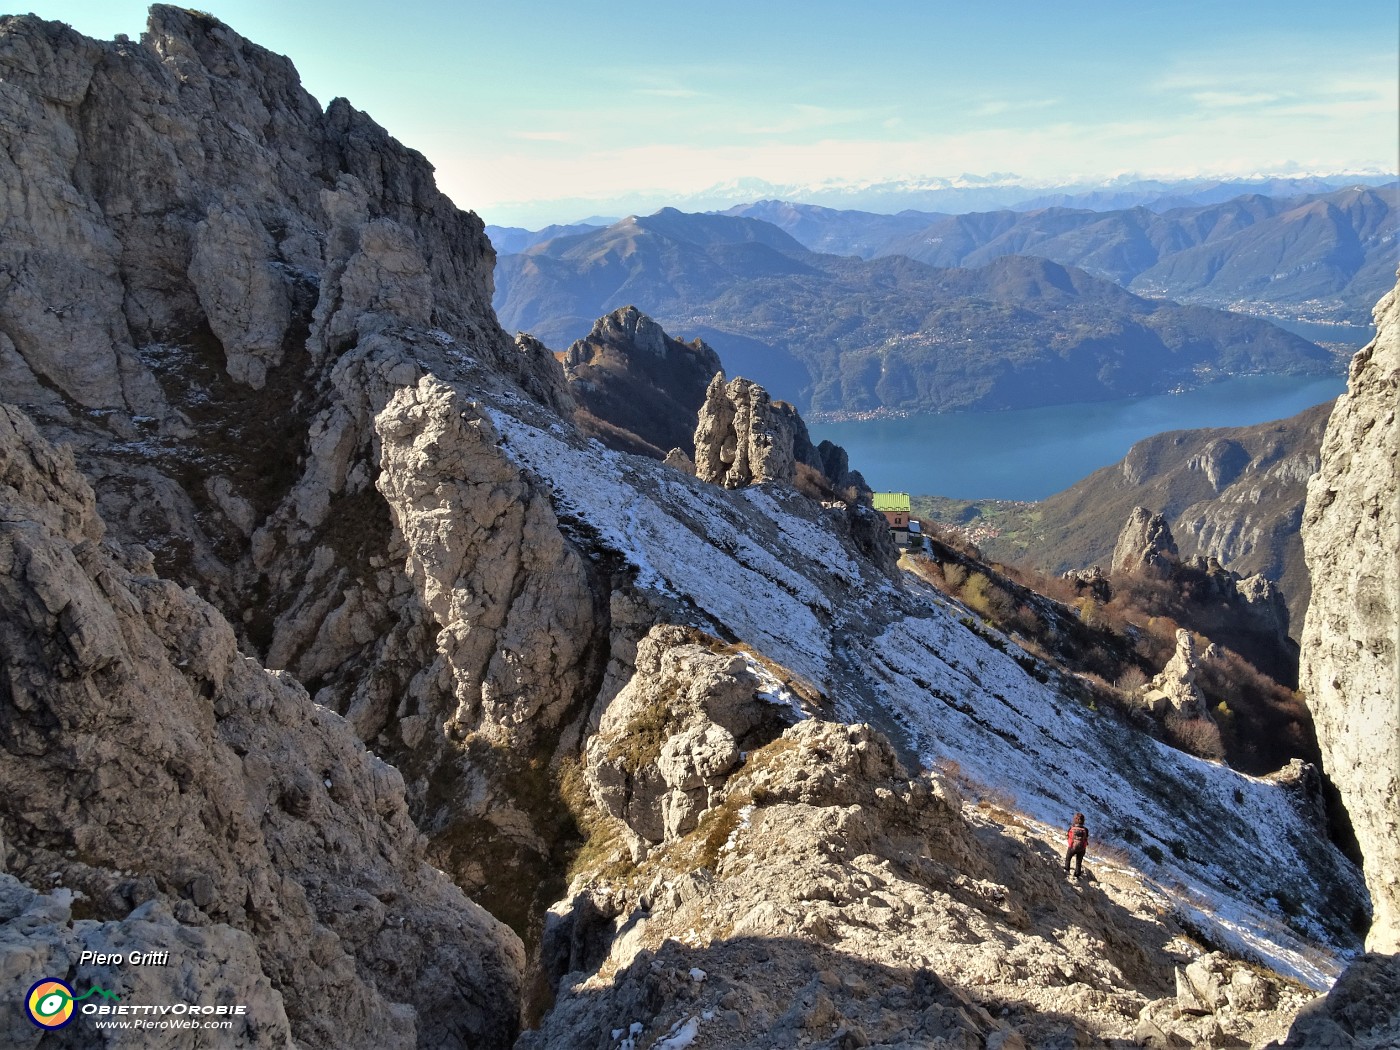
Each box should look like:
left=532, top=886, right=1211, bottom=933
left=24, top=1, right=1400, bottom=226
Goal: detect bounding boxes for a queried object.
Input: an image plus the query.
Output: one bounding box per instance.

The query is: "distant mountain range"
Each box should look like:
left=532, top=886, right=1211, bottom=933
left=485, top=222, right=606, bottom=254
left=726, top=185, right=1398, bottom=325
left=494, top=209, right=1337, bottom=417
left=490, top=172, right=1396, bottom=229
left=718, top=202, right=942, bottom=258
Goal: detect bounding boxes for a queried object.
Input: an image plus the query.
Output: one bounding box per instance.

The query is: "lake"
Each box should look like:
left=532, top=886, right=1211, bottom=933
left=808, top=374, right=1349, bottom=501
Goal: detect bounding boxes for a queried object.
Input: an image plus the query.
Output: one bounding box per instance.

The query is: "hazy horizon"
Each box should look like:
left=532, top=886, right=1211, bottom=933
left=23, top=1, right=1400, bottom=227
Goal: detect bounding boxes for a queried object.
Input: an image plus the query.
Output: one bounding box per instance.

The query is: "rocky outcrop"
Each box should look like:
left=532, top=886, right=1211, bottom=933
left=1228, top=569, right=1292, bottom=643
left=561, top=307, right=721, bottom=458
left=1111, top=506, right=1179, bottom=576
left=1108, top=510, right=1298, bottom=685
left=1133, top=951, right=1307, bottom=1049
left=1063, top=564, right=1112, bottom=602
left=1301, top=272, right=1400, bottom=954
left=1281, top=953, right=1400, bottom=1048
left=584, top=627, right=812, bottom=856
left=1142, top=629, right=1212, bottom=719
left=0, top=404, right=523, bottom=1049
left=694, top=373, right=803, bottom=487
left=532, top=719, right=1318, bottom=1049
left=557, top=309, right=873, bottom=503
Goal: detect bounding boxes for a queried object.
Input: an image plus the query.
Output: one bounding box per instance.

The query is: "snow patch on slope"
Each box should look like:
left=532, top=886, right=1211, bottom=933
left=483, top=396, right=1361, bottom=989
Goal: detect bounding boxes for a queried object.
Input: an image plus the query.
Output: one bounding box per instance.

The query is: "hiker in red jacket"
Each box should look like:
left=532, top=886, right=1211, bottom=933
left=1065, top=813, right=1088, bottom=878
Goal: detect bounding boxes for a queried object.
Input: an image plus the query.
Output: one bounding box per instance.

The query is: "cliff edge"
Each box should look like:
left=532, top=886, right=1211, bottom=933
left=1301, top=270, right=1400, bottom=953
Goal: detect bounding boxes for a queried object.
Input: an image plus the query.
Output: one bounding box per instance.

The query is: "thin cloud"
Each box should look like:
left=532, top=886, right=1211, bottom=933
left=638, top=87, right=704, bottom=99
left=510, top=130, right=576, bottom=142
left=736, top=103, right=883, bottom=136
left=457, top=107, right=1394, bottom=218
left=1190, top=91, right=1282, bottom=109
left=974, top=98, right=1061, bottom=117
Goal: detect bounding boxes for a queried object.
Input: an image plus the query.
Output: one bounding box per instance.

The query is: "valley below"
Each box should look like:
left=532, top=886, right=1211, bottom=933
left=808, top=374, right=1347, bottom=501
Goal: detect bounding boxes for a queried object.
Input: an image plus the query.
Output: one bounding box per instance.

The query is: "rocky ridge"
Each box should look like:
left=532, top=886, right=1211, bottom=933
left=1301, top=272, right=1400, bottom=955
left=532, top=711, right=1321, bottom=1049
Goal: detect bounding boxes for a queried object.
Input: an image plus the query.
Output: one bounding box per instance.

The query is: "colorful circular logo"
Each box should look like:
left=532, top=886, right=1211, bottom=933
left=25, top=978, right=76, bottom=1029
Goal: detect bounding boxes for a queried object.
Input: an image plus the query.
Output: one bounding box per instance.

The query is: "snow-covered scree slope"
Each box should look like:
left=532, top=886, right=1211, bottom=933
left=484, top=387, right=1364, bottom=987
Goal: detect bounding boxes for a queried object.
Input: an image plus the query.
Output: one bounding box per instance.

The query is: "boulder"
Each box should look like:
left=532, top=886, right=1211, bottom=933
left=585, top=626, right=807, bottom=851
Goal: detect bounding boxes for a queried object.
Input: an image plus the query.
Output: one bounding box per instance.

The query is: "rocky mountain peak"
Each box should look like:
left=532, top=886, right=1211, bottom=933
left=559, top=306, right=722, bottom=457
left=579, top=305, right=671, bottom=357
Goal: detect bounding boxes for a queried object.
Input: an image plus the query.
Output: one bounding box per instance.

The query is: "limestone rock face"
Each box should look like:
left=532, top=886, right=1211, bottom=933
left=1187, top=437, right=1251, bottom=491
left=0, top=404, right=524, bottom=1049
left=1105, top=511, right=1296, bottom=683
left=0, top=11, right=1377, bottom=1048
left=1301, top=272, right=1400, bottom=953
left=1281, top=953, right=1400, bottom=1048
left=187, top=204, right=293, bottom=389
left=693, top=373, right=800, bottom=487
left=0, top=9, right=594, bottom=941
left=1111, top=506, right=1179, bottom=577
left=0, top=5, right=543, bottom=616
left=373, top=376, right=597, bottom=745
